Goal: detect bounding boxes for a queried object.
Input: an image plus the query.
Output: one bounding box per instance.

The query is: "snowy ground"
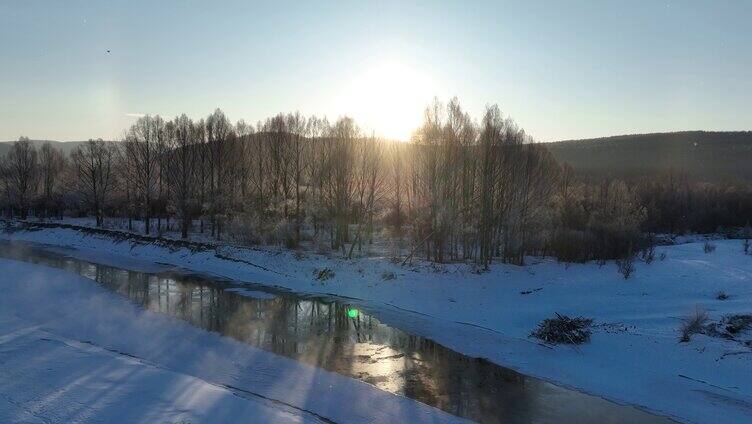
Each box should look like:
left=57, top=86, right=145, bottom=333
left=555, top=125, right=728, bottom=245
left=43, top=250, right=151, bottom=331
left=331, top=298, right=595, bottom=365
left=0, top=258, right=467, bottom=423
left=1, top=222, right=751, bottom=423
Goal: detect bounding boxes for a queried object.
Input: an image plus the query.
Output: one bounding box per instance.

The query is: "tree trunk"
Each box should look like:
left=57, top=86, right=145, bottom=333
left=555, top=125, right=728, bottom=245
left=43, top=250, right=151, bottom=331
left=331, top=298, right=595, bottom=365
left=181, top=215, right=189, bottom=239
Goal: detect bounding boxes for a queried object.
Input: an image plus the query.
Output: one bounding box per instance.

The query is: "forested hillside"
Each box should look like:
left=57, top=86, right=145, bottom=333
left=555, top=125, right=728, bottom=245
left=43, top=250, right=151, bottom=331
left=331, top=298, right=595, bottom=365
left=547, top=131, right=752, bottom=182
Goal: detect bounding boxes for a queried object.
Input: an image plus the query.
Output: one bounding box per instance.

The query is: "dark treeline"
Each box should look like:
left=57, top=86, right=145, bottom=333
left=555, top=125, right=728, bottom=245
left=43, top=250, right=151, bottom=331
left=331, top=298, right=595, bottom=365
left=2, top=99, right=751, bottom=266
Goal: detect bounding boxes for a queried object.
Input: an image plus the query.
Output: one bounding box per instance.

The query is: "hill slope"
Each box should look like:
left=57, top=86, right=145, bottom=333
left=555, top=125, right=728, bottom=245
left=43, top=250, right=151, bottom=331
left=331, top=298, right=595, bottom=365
left=0, top=139, right=86, bottom=157
left=546, top=131, right=752, bottom=182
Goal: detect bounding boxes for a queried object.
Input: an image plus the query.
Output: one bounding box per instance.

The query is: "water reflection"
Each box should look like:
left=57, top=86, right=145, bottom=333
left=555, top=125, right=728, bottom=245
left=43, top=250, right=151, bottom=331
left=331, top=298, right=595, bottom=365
left=0, top=242, right=672, bottom=424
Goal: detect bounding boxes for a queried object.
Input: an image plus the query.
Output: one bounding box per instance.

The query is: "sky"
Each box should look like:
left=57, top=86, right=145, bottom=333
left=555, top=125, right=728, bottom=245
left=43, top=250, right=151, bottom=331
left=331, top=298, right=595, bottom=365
left=1, top=0, right=750, bottom=142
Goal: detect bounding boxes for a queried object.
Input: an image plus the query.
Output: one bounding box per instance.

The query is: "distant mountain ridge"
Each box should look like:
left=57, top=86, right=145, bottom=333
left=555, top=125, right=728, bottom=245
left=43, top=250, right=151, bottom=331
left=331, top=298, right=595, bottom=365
left=0, top=139, right=87, bottom=156
left=546, top=131, right=752, bottom=182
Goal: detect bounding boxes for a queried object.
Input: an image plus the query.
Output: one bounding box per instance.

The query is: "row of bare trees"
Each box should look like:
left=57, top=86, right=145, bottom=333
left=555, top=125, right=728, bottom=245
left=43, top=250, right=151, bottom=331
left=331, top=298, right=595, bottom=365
left=406, top=101, right=557, bottom=266
left=4, top=101, right=749, bottom=265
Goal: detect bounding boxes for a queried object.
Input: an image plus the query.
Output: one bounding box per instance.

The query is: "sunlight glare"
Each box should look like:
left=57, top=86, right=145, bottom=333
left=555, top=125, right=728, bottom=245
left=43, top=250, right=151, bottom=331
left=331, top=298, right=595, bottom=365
left=336, top=60, right=436, bottom=141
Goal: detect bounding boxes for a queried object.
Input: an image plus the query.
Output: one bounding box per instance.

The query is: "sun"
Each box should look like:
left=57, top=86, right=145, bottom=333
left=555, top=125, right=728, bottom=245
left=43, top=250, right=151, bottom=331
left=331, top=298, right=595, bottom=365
left=337, top=60, right=436, bottom=141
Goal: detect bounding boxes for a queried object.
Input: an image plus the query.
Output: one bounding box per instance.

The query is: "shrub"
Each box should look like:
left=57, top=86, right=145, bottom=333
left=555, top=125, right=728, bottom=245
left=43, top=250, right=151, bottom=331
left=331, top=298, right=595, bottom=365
left=744, top=238, right=750, bottom=255
left=313, top=234, right=331, bottom=256
left=641, top=244, right=655, bottom=264
left=275, top=219, right=298, bottom=249
left=721, top=314, right=752, bottom=335
left=716, top=291, right=729, bottom=300
left=704, top=314, right=752, bottom=339
left=616, top=254, right=636, bottom=279
left=469, top=263, right=488, bottom=274
left=679, top=307, right=709, bottom=342
left=531, top=313, right=594, bottom=345
left=703, top=241, right=716, bottom=254
left=659, top=252, right=667, bottom=261
left=549, top=229, right=595, bottom=263
left=313, top=267, right=335, bottom=281
left=225, top=214, right=265, bottom=246
left=381, top=271, right=396, bottom=281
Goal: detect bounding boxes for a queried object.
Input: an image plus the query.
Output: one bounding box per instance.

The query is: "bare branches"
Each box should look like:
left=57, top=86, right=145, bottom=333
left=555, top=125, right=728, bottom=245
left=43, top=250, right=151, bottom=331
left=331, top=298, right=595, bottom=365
left=122, top=115, right=164, bottom=234
left=164, top=114, right=200, bottom=238
left=39, top=142, right=66, bottom=219
left=71, top=139, right=117, bottom=227
left=2, top=137, right=39, bottom=219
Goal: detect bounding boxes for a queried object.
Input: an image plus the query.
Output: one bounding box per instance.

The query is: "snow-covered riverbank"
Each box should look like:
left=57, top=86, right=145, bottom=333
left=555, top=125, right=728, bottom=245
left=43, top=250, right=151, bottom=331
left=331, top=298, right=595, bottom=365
left=1, top=224, right=751, bottom=423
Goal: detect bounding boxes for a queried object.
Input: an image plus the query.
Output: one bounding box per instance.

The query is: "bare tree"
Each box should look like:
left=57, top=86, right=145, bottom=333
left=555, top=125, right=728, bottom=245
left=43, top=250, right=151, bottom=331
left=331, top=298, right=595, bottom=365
left=477, top=106, right=505, bottom=267
left=194, top=119, right=208, bottom=233
left=123, top=115, right=163, bottom=234
left=234, top=119, right=255, bottom=199
left=164, top=115, right=200, bottom=238
left=205, top=108, right=235, bottom=239
left=39, top=142, right=66, bottom=219
left=71, top=139, right=117, bottom=227
left=412, top=99, right=469, bottom=262
left=386, top=142, right=407, bottom=233
left=288, top=112, right=310, bottom=245
left=325, top=117, right=358, bottom=252
left=263, top=113, right=292, bottom=222
left=348, top=136, right=385, bottom=258
left=3, top=137, right=39, bottom=219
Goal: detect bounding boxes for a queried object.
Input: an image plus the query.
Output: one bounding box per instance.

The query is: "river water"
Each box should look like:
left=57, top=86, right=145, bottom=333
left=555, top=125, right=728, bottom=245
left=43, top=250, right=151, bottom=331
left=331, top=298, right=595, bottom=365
left=0, top=241, right=673, bottom=424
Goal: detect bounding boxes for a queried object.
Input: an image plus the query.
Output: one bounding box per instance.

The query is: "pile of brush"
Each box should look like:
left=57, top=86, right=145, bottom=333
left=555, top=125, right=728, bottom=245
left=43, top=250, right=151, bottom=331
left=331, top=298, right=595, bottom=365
left=531, top=313, right=594, bottom=345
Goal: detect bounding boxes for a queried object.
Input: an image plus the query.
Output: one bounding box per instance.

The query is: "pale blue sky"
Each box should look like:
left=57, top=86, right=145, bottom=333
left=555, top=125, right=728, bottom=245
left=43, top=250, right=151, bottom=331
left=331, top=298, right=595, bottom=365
left=1, top=0, right=750, bottom=141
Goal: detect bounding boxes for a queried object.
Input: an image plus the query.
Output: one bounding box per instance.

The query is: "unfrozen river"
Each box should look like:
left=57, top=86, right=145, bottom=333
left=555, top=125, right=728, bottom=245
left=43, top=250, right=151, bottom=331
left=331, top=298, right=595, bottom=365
left=0, top=241, right=674, bottom=424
